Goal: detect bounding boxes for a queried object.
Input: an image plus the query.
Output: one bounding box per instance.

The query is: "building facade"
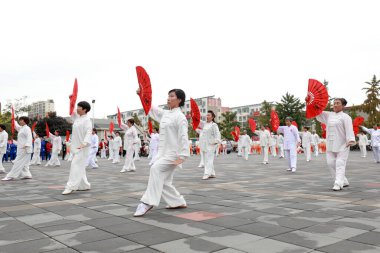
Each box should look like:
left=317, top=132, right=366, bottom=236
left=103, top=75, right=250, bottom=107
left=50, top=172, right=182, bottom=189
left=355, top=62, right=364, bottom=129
left=28, top=100, right=55, bottom=119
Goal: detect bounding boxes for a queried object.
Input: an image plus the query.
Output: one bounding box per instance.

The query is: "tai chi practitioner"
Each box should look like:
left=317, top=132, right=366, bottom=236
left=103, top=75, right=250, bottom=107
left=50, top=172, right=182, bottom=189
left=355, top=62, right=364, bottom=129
left=65, top=139, right=73, bottom=162
left=148, top=128, right=160, bottom=166
left=255, top=126, right=270, bottom=164
left=196, top=129, right=205, bottom=168
left=107, top=136, right=114, bottom=160
left=270, top=133, right=277, bottom=157
left=277, top=133, right=284, bottom=158
left=2, top=117, right=33, bottom=181
left=120, top=119, right=139, bottom=172
left=315, top=98, right=355, bottom=191
left=240, top=130, right=252, bottom=160
left=198, top=110, right=221, bottom=180
left=361, top=125, right=380, bottom=163
left=86, top=128, right=99, bottom=169
left=62, top=101, right=93, bottom=195
left=0, top=125, right=9, bottom=173
left=222, top=139, right=227, bottom=155
left=134, top=88, right=189, bottom=217
left=311, top=131, right=320, bottom=157
left=134, top=136, right=141, bottom=161
left=30, top=132, right=42, bottom=165
left=45, top=130, right=62, bottom=167
left=237, top=135, right=243, bottom=157
left=357, top=131, right=369, bottom=158
left=112, top=132, right=122, bottom=164
left=301, top=127, right=313, bottom=162
left=100, top=139, right=107, bottom=159
left=277, top=117, right=301, bottom=173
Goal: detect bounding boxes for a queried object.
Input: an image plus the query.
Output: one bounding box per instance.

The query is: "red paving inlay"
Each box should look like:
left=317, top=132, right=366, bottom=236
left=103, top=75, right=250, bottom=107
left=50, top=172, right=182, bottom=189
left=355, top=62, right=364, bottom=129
left=175, top=211, right=225, bottom=221
left=47, top=185, right=65, bottom=189
left=366, top=183, right=380, bottom=187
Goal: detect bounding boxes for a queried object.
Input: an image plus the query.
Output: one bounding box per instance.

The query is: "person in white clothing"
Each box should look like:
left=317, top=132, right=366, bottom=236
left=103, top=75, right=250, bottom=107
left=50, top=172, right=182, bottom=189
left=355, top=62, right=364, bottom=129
left=222, top=139, right=227, bottom=155
left=301, top=127, right=313, bottom=162
left=148, top=128, right=160, bottom=166
left=277, top=117, right=301, bottom=172
left=277, top=133, right=285, bottom=158
left=86, top=129, right=99, bottom=169
left=361, top=125, right=380, bottom=162
left=112, top=132, right=122, bottom=164
left=62, top=101, right=93, bottom=195
left=255, top=125, right=270, bottom=164
left=134, top=88, right=189, bottom=217
left=120, top=119, right=139, bottom=172
left=0, top=125, right=9, bottom=173
left=107, top=136, right=114, bottom=160
left=237, top=135, right=243, bottom=157
left=315, top=98, right=356, bottom=191
left=134, top=135, right=141, bottom=161
left=2, top=117, right=33, bottom=181
left=270, top=133, right=277, bottom=157
left=240, top=130, right=252, bottom=160
left=196, top=129, right=205, bottom=168
left=198, top=110, right=221, bottom=179
left=357, top=131, right=369, bottom=158
left=311, top=131, right=320, bottom=157
left=100, top=139, right=107, bottom=159
left=30, top=132, right=42, bottom=165
left=45, top=130, right=62, bottom=167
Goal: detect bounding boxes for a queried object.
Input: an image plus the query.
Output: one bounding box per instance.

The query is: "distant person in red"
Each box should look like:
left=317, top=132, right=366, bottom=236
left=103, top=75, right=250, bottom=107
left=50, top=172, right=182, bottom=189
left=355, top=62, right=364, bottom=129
left=46, top=141, right=52, bottom=161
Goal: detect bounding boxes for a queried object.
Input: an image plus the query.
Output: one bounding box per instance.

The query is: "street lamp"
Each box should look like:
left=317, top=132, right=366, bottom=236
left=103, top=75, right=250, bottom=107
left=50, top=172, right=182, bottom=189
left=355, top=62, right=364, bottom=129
left=92, top=100, right=95, bottom=128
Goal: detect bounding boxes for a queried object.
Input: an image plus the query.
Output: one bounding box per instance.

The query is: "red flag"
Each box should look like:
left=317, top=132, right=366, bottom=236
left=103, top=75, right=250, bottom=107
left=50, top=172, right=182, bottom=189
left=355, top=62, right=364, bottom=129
left=45, top=122, right=50, bottom=138
left=231, top=131, right=239, bottom=142
left=190, top=98, right=201, bottom=130
left=104, top=130, right=108, bottom=141
left=31, top=122, right=37, bottom=132
left=248, top=118, right=256, bottom=132
left=65, top=130, right=70, bottom=142
left=69, top=78, right=78, bottom=115
left=136, top=66, right=152, bottom=115
left=109, top=121, right=115, bottom=134
left=234, top=126, right=240, bottom=138
left=321, top=123, right=326, bottom=138
left=270, top=110, right=280, bottom=132
left=11, top=105, right=15, bottom=136
left=148, top=120, right=153, bottom=134
left=117, top=107, right=122, bottom=128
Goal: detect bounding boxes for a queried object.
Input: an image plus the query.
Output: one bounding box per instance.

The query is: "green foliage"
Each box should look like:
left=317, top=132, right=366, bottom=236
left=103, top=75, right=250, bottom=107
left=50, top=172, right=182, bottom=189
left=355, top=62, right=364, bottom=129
left=258, top=100, right=272, bottom=127
left=361, top=75, right=380, bottom=126
left=275, top=92, right=306, bottom=128
left=34, top=112, right=72, bottom=138
left=219, top=111, right=238, bottom=139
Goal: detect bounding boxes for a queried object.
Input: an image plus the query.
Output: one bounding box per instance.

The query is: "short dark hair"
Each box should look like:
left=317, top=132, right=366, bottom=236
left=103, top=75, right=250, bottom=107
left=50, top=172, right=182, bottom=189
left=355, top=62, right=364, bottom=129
left=19, top=116, right=30, bottom=125
left=168, top=89, right=186, bottom=107
left=0, top=124, right=6, bottom=130
left=304, top=126, right=309, bottom=130
left=207, top=110, right=216, bottom=122
left=92, top=128, right=97, bottom=134
left=127, top=119, right=135, bottom=125
left=285, top=116, right=293, bottom=122
left=115, top=131, right=120, bottom=135
left=334, top=98, right=347, bottom=106
left=109, top=135, right=114, bottom=139
left=77, top=101, right=91, bottom=113
left=54, top=130, right=60, bottom=134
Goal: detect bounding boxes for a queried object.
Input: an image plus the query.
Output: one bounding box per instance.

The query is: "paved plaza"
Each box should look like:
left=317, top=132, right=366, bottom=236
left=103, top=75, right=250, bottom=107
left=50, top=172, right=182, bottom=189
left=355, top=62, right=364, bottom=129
left=1, top=151, right=380, bottom=253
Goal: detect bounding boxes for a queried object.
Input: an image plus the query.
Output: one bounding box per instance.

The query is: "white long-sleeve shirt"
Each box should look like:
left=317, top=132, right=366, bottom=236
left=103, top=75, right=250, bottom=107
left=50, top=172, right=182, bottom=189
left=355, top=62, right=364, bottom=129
left=255, top=130, right=270, bottom=147
left=0, top=130, right=8, bottom=153
left=49, top=132, right=62, bottom=152
left=90, top=133, right=99, bottom=149
left=198, top=121, right=221, bottom=151
left=149, top=105, right=189, bottom=161
left=120, top=123, right=139, bottom=150
left=14, top=121, right=33, bottom=154
left=277, top=125, right=301, bottom=150
left=70, top=112, right=92, bottom=152
left=33, top=137, right=41, bottom=152
left=316, top=111, right=355, bottom=152
left=361, top=127, right=380, bottom=147
left=277, top=135, right=284, bottom=146
left=149, top=133, right=160, bottom=150
left=301, top=131, right=313, bottom=147
left=108, top=139, right=115, bottom=150
left=357, top=134, right=369, bottom=146
left=113, top=135, right=122, bottom=150
left=270, top=135, right=277, bottom=147
left=311, top=133, right=320, bottom=145
left=240, top=134, right=252, bottom=148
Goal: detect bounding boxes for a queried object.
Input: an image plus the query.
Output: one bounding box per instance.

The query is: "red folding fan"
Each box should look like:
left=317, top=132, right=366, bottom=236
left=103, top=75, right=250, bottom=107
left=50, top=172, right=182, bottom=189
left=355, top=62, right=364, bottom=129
left=248, top=118, right=256, bottom=132
left=353, top=116, right=364, bottom=135
left=11, top=105, right=15, bottom=136
left=235, top=126, right=240, bottom=137
left=117, top=107, right=122, bottom=128
left=148, top=120, right=153, bottom=134
left=104, top=130, right=108, bottom=141
left=45, top=122, right=50, bottom=138
left=109, top=121, right=115, bottom=134
left=69, top=78, right=78, bottom=115
left=270, top=110, right=280, bottom=132
left=136, top=66, right=152, bottom=115
left=305, top=79, right=329, bottom=119
left=231, top=131, right=239, bottom=142
left=190, top=98, right=201, bottom=130
left=321, top=123, right=326, bottom=138
left=66, top=130, right=70, bottom=142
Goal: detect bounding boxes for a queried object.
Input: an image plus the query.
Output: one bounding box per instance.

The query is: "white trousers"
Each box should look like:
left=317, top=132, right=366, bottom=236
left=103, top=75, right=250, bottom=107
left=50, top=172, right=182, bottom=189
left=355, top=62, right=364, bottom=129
left=30, top=150, right=41, bottom=165
left=237, top=146, right=242, bottom=156
left=313, top=144, right=319, bottom=156
left=198, top=149, right=204, bottom=167
left=304, top=144, right=311, bottom=161
left=0, top=152, right=5, bottom=171
left=101, top=149, right=107, bottom=158
left=359, top=145, right=367, bottom=157
left=87, top=148, right=98, bottom=168
left=372, top=146, right=380, bottom=162
left=271, top=146, right=277, bottom=157
left=326, top=149, right=350, bottom=188
left=67, top=153, right=73, bottom=162
left=285, top=148, right=297, bottom=169
left=123, top=145, right=136, bottom=171
left=65, top=148, right=91, bottom=190
left=6, top=151, right=32, bottom=179
left=262, top=146, right=269, bottom=163
left=113, top=148, right=120, bottom=163
left=108, top=148, right=114, bottom=160
left=46, top=151, right=60, bottom=166
left=278, top=146, right=284, bottom=157
left=141, top=158, right=186, bottom=207
left=149, top=148, right=158, bottom=165
left=203, top=149, right=216, bottom=176
left=242, top=147, right=249, bottom=160
left=134, top=146, right=140, bottom=161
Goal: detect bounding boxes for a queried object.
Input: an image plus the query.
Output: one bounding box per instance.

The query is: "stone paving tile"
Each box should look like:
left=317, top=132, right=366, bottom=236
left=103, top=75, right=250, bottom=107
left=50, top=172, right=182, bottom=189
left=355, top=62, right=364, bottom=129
left=0, top=219, right=33, bottom=234
left=264, top=216, right=319, bottom=229
left=53, top=229, right=117, bottom=246
left=44, top=248, right=80, bottom=253
left=123, top=248, right=161, bottom=253
left=201, top=215, right=254, bottom=228
left=72, top=237, right=145, bottom=252
left=234, top=238, right=312, bottom=253
left=300, top=224, right=367, bottom=240
left=198, top=228, right=263, bottom=248
left=0, top=238, right=67, bottom=253
left=100, top=220, right=157, bottom=236
left=37, top=222, right=95, bottom=236
left=317, top=240, right=380, bottom=253
left=213, top=249, right=246, bottom=253
left=331, top=217, right=380, bottom=231
left=123, top=228, right=189, bottom=246
left=232, top=222, right=294, bottom=237
left=81, top=216, right=132, bottom=228
left=150, top=237, right=225, bottom=253
left=0, top=229, right=47, bottom=246
left=15, top=212, right=64, bottom=226
left=348, top=231, right=380, bottom=246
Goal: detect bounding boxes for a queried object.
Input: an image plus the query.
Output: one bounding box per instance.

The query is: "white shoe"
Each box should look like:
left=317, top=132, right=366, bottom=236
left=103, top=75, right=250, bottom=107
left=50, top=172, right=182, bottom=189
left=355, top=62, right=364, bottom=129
left=1, top=177, right=14, bottom=181
left=263, top=162, right=268, bottom=164
left=134, top=203, right=153, bottom=217
left=62, top=189, right=74, bottom=195
left=202, top=175, right=210, bottom=180
left=286, top=168, right=292, bottom=171
left=306, top=160, right=310, bottom=162
left=120, top=169, right=126, bottom=173
left=198, top=165, right=204, bottom=168
left=332, top=183, right=342, bottom=191
left=291, top=168, right=296, bottom=173
left=343, top=178, right=349, bottom=187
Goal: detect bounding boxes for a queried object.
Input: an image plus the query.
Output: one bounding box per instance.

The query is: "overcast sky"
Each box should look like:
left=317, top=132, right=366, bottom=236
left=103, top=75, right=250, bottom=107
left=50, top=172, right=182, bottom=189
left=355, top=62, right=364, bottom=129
left=1, top=0, right=379, bottom=118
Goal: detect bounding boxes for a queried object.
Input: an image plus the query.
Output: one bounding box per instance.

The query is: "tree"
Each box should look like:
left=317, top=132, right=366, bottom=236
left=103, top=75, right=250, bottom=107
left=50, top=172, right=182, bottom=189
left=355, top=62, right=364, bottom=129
left=275, top=93, right=306, bottom=127
left=361, top=75, right=380, bottom=126
left=2, top=96, right=31, bottom=116
left=323, top=80, right=333, bottom=111
left=258, top=100, right=272, bottom=127
left=132, top=113, right=142, bottom=126
left=34, top=112, right=72, bottom=138
left=219, top=111, right=238, bottom=139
